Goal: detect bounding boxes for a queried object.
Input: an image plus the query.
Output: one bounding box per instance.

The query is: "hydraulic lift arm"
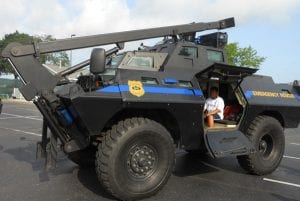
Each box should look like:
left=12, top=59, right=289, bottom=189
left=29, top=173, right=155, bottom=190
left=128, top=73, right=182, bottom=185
left=8, top=18, right=234, bottom=56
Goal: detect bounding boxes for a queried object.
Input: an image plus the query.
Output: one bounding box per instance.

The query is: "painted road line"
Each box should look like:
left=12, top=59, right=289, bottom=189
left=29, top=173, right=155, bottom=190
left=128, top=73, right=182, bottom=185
left=283, top=155, right=300, bottom=160
left=263, top=178, right=300, bottom=188
left=290, top=143, right=300, bottom=146
left=26, top=116, right=42, bottom=118
left=16, top=107, right=38, bottom=112
left=2, top=113, right=42, bottom=121
left=0, top=127, right=42, bottom=137
left=0, top=117, right=20, bottom=120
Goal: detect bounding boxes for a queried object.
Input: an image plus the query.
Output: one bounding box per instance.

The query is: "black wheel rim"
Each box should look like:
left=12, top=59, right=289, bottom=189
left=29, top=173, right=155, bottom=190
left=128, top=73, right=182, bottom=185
left=259, top=134, right=274, bottom=158
left=126, top=143, right=158, bottom=179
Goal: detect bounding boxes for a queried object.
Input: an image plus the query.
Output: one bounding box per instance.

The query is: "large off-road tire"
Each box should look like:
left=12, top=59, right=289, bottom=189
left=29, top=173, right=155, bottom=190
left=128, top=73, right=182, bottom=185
left=237, top=115, right=285, bottom=175
left=95, top=118, right=175, bottom=201
left=68, top=146, right=96, bottom=168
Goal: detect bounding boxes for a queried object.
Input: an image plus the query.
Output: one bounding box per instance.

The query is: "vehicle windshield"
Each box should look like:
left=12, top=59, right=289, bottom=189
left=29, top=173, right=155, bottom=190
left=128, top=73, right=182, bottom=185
left=106, top=54, right=124, bottom=68
left=103, top=54, right=125, bottom=76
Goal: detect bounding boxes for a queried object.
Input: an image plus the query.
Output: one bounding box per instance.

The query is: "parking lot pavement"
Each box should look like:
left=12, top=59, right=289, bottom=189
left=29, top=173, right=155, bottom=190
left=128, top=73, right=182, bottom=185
left=0, top=102, right=299, bottom=201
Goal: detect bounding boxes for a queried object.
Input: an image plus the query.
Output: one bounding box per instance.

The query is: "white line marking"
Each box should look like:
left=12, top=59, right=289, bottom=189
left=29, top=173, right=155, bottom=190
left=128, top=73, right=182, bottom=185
left=1, top=113, right=42, bottom=121
left=26, top=116, right=42, bottom=118
left=290, top=143, right=300, bottom=146
left=283, top=155, right=300, bottom=160
left=16, top=107, right=38, bottom=112
left=0, top=127, right=42, bottom=137
left=263, top=178, right=300, bottom=188
left=0, top=117, right=20, bottom=120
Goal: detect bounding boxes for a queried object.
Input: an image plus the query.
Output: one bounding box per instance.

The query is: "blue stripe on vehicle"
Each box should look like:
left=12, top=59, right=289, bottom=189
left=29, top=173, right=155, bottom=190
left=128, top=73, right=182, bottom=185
left=163, top=78, right=177, bottom=84
left=97, top=85, right=203, bottom=96
left=119, top=85, right=129, bottom=92
left=294, top=93, right=300, bottom=101
left=143, top=86, right=194, bottom=95
left=244, top=90, right=253, bottom=99
left=193, top=89, right=203, bottom=96
left=97, top=85, right=120, bottom=92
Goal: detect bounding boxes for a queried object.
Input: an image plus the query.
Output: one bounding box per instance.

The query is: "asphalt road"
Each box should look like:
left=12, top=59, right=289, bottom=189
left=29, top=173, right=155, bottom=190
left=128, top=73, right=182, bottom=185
left=0, top=102, right=299, bottom=201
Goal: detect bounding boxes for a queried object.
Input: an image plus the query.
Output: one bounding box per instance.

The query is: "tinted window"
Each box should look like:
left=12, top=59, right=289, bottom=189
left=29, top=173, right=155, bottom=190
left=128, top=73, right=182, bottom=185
left=178, top=81, right=193, bottom=88
left=127, top=56, right=153, bottom=68
left=179, top=47, right=197, bottom=57
left=111, top=55, right=123, bottom=66
left=207, top=50, right=224, bottom=62
left=142, top=77, right=158, bottom=85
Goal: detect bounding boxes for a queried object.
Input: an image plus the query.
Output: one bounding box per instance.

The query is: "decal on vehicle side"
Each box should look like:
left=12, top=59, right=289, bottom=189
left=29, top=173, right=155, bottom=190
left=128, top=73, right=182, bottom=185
left=245, top=90, right=297, bottom=99
left=128, top=80, right=145, bottom=97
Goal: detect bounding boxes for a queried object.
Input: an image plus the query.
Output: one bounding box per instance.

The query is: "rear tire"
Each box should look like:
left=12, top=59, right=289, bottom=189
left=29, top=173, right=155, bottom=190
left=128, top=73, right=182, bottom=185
left=95, top=117, right=175, bottom=201
left=237, top=115, right=285, bottom=175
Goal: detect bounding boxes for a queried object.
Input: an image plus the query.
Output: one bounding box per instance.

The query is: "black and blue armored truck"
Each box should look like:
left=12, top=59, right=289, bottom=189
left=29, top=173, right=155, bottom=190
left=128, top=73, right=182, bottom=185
left=2, top=17, right=300, bottom=201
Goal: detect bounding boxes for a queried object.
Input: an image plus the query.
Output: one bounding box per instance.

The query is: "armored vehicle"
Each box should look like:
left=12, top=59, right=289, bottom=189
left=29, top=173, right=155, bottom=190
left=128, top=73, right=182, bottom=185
left=2, top=18, right=300, bottom=200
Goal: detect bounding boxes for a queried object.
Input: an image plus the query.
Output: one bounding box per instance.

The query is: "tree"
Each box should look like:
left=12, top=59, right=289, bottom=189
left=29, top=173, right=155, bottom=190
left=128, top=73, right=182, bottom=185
left=35, top=35, right=70, bottom=67
left=0, top=31, right=32, bottom=77
left=225, top=42, right=266, bottom=68
left=0, top=31, right=70, bottom=78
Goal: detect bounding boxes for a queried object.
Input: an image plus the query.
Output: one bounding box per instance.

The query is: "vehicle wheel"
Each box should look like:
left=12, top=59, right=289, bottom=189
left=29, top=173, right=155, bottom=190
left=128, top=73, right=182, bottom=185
left=237, top=115, right=285, bottom=175
left=95, top=117, right=175, bottom=201
left=68, top=146, right=96, bottom=167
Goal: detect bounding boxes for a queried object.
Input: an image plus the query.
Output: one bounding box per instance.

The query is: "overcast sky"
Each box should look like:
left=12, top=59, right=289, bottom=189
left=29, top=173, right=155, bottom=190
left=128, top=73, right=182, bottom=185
left=0, top=0, right=299, bottom=83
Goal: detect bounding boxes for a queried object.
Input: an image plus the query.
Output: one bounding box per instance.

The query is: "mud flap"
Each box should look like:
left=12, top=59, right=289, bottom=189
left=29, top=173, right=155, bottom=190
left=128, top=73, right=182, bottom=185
left=204, top=130, right=255, bottom=158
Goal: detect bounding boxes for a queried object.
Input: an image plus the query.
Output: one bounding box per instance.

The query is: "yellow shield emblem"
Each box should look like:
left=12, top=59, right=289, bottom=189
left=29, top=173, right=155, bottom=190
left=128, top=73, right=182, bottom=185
left=128, top=80, right=145, bottom=97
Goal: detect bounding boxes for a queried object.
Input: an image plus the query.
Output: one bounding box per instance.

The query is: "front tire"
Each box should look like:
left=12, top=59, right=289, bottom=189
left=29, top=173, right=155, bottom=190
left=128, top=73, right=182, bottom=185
left=95, top=118, right=175, bottom=201
left=237, top=115, right=285, bottom=175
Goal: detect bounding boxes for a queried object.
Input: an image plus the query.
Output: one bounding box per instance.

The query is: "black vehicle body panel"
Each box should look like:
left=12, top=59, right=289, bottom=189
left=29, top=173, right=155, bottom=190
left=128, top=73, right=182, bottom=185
left=68, top=71, right=300, bottom=155
left=70, top=67, right=206, bottom=150
left=240, top=75, right=300, bottom=131
left=71, top=92, right=123, bottom=135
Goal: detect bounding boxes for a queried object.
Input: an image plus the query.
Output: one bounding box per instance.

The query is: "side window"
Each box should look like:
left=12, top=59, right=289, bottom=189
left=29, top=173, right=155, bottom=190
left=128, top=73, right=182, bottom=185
left=207, top=50, right=224, bottom=62
left=178, top=47, right=198, bottom=57
left=127, top=56, right=153, bottom=68
left=178, top=80, right=193, bottom=88
left=141, top=77, right=158, bottom=85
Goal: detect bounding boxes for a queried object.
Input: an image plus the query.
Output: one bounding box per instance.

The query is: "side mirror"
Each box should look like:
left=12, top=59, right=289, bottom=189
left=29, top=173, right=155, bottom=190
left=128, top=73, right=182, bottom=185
left=90, top=48, right=106, bottom=74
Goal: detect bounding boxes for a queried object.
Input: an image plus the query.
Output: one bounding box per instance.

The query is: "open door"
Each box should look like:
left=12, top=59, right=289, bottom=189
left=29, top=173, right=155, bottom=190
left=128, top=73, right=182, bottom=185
left=198, top=63, right=258, bottom=81
left=198, top=63, right=258, bottom=158
left=204, top=130, right=255, bottom=158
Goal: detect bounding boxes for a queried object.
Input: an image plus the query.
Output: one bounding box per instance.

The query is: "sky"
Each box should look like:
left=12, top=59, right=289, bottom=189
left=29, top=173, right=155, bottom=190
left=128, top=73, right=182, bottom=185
left=0, top=0, right=299, bottom=83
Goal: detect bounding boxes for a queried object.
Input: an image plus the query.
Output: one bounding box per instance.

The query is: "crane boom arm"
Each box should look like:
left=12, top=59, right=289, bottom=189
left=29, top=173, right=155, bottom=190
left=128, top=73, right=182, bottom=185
left=4, top=18, right=234, bottom=57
